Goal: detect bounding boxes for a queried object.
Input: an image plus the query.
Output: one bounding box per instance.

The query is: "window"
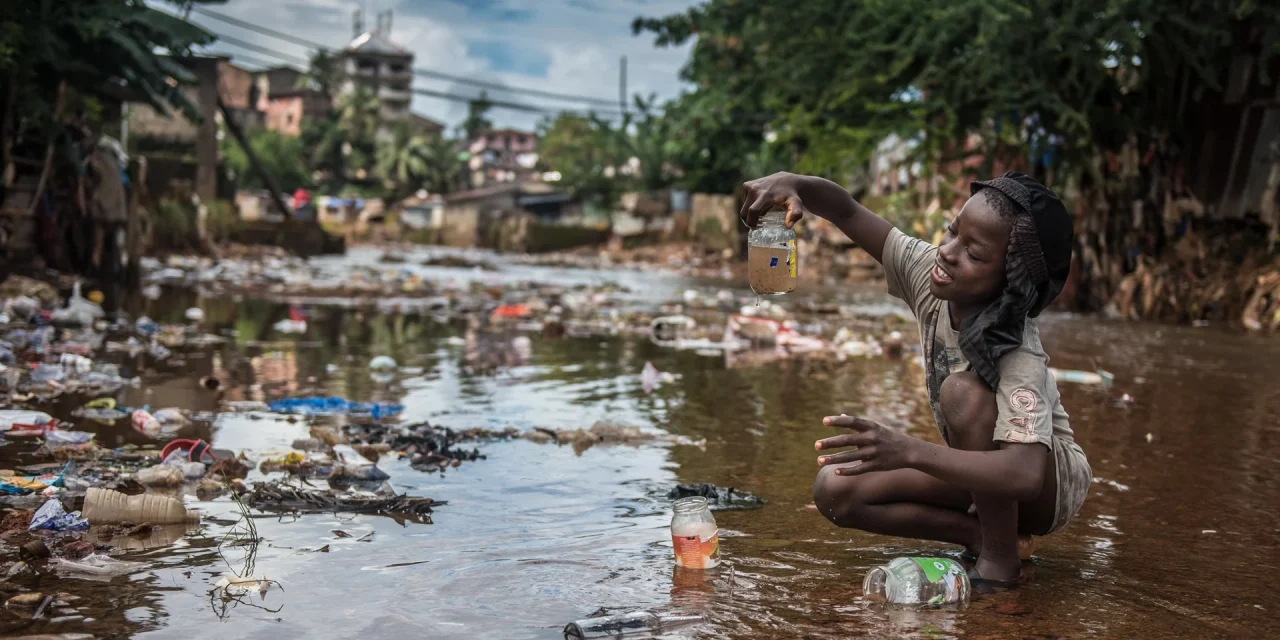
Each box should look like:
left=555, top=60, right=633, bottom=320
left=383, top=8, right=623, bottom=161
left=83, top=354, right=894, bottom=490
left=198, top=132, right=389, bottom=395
left=389, top=63, right=406, bottom=73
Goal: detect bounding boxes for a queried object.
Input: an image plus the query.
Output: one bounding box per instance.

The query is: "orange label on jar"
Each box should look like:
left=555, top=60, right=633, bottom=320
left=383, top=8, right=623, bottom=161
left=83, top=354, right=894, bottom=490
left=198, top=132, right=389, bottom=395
left=672, top=532, right=719, bottom=569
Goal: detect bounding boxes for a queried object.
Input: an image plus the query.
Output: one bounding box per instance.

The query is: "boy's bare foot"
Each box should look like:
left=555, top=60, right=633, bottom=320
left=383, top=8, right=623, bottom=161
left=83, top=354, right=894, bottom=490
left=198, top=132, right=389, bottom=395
left=973, top=555, right=1022, bottom=583
left=962, top=534, right=1035, bottom=561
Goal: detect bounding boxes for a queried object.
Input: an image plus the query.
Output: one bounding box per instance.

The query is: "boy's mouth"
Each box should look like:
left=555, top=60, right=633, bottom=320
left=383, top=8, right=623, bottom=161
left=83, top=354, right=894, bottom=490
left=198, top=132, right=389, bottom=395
left=930, top=261, right=954, bottom=285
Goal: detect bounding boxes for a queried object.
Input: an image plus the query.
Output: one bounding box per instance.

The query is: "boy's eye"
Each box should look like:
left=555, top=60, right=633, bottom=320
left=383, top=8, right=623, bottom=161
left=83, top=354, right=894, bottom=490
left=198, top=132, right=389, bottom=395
left=966, top=248, right=982, bottom=262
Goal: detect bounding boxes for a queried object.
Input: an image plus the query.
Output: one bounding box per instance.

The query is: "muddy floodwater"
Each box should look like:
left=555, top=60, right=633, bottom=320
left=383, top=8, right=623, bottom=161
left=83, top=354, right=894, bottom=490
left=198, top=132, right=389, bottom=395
left=4, top=246, right=1279, bottom=639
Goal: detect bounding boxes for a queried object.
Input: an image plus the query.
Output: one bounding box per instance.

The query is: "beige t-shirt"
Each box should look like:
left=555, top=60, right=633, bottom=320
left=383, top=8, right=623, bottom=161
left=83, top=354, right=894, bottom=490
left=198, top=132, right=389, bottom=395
left=882, top=228, right=1076, bottom=448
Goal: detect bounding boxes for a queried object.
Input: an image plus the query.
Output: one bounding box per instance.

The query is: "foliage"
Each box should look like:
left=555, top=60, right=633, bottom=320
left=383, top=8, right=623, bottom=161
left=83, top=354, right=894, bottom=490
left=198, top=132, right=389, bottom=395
left=419, top=135, right=465, bottom=195
left=461, top=92, right=494, bottom=141
left=302, top=88, right=380, bottom=191
left=1, top=0, right=221, bottom=134
left=298, top=50, right=339, bottom=99
left=537, top=113, right=628, bottom=207
left=376, top=122, right=429, bottom=194
left=634, top=0, right=1280, bottom=189
left=221, top=127, right=310, bottom=192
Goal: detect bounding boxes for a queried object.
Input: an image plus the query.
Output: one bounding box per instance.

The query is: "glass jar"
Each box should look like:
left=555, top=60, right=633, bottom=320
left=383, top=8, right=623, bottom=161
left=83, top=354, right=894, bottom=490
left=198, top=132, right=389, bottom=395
left=748, top=210, right=797, bottom=295
left=670, top=496, right=720, bottom=569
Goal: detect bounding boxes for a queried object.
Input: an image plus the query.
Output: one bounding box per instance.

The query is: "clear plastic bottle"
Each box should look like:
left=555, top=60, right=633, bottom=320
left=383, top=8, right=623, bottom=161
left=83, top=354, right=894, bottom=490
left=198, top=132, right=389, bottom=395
left=670, top=496, right=720, bottom=569
left=563, top=611, right=702, bottom=639
left=748, top=209, right=797, bottom=296
left=862, top=557, right=970, bottom=606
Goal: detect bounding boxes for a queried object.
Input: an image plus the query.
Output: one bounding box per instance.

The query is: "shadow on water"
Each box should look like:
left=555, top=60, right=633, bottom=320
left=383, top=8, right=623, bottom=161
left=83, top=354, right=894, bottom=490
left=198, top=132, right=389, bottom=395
left=4, top=273, right=1280, bottom=639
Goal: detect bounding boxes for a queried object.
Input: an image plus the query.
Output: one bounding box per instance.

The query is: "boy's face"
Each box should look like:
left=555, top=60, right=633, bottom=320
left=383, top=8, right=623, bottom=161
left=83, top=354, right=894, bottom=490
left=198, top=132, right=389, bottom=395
left=929, top=194, right=1011, bottom=309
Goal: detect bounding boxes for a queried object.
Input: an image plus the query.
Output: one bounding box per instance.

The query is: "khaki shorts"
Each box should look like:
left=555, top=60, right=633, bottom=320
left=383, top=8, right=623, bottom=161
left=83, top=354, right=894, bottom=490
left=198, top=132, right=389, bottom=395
left=1047, top=436, right=1091, bottom=534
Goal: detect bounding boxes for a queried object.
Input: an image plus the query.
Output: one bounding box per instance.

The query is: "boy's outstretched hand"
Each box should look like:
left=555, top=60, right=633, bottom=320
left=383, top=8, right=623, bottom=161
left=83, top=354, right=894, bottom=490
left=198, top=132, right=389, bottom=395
left=815, top=414, right=917, bottom=475
left=740, top=172, right=811, bottom=229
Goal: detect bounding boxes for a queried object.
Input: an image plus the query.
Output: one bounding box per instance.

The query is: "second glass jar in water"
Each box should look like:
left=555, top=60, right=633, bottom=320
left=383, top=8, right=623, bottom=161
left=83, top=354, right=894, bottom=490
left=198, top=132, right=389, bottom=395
left=670, top=496, right=720, bottom=569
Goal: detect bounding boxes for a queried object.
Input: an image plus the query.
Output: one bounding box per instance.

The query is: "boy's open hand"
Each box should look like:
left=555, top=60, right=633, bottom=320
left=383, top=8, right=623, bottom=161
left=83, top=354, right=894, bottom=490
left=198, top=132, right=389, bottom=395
left=815, top=414, right=916, bottom=475
left=740, top=172, right=810, bottom=229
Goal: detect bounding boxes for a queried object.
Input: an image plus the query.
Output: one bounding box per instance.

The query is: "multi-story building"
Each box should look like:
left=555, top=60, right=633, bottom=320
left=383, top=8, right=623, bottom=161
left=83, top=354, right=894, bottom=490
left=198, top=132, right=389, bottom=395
left=467, top=128, right=539, bottom=186
left=336, top=10, right=413, bottom=139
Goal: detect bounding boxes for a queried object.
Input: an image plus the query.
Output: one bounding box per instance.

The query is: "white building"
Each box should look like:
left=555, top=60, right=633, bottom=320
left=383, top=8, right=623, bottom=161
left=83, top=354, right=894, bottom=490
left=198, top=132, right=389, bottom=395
left=337, top=10, right=413, bottom=139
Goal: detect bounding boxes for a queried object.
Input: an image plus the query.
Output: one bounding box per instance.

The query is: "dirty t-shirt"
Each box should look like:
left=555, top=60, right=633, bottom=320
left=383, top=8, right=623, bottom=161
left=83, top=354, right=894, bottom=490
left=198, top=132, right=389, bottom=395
left=881, top=228, right=1091, bottom=531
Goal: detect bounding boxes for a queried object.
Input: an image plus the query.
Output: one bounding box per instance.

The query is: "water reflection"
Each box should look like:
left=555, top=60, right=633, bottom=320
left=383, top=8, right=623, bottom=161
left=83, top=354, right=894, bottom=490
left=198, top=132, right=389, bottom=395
left=3, top=283, right=1279, bottom=638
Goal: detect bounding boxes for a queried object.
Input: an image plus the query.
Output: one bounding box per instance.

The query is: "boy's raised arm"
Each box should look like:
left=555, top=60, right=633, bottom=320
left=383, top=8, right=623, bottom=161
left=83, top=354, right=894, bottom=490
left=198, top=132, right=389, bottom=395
left=740, top=172, right=894, bottom=264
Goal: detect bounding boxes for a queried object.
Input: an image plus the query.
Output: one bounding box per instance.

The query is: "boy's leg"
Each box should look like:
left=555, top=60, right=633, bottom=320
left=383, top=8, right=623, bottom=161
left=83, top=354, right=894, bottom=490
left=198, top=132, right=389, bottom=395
left=939, top=371, right=1058, bottom=581
left=812, top=465, right=981, bottom=552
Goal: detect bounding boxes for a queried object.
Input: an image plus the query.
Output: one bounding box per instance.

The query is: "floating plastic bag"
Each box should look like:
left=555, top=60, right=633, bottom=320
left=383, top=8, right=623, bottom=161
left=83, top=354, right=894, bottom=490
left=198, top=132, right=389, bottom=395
left=0, top=410, right=54, bottom=432
left=44, top=430, right=94, bottom=446
left=53, top=553, right=147, bottom=578
left=28, top=498, right=90, bottom=532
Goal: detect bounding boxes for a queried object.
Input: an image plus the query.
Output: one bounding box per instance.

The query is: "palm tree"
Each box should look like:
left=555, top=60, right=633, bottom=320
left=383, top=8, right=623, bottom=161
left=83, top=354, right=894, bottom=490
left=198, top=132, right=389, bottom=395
left=377, top=122, right=430, bottom=194
left=421, top=135, right=464, bottom=195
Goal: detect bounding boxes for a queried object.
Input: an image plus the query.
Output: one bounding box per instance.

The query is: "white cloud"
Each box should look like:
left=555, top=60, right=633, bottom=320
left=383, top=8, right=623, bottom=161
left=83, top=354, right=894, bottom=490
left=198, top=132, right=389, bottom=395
left=189, top=0, right=697, bottom=132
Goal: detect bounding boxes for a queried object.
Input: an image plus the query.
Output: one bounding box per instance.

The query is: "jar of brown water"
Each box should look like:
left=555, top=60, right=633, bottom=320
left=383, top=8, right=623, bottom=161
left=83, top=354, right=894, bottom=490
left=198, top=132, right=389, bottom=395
left=748, top=210, right=797, bottom=295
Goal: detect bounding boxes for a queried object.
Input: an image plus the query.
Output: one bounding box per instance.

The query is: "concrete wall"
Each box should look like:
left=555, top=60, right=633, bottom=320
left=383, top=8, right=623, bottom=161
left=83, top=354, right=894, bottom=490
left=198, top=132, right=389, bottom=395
left=441, top=205, right=480, bottom=247
left=691, top=193, right=739, bottom=250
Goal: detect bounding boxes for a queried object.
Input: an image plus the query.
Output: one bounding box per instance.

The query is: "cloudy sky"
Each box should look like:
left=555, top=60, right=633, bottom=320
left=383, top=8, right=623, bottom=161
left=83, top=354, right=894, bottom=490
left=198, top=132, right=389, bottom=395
left=183, top=0, right=699, bottom=132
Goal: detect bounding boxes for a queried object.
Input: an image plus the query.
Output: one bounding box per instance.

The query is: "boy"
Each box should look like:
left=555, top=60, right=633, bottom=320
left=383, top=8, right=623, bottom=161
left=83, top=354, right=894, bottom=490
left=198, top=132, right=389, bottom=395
left=740, top=171, right=1090, bottom=585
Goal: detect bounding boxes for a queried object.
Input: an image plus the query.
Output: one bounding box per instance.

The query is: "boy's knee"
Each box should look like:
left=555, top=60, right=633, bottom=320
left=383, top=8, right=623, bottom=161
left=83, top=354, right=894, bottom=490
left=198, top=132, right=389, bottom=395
left=812, top=465, right=868, bottom=528
left=939, top=371, right=997, bottom=449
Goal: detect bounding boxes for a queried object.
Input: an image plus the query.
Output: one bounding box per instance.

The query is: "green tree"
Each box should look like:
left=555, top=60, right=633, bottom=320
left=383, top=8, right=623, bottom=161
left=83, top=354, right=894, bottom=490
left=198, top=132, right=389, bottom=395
left=376, top=122, right=430, bottom=196
left=298, top=50, right=339, bottom=99
left=537, top=112, right=628, bottom=206
left=0, top=0, right=220, bottom=193
left=304, top=88, right=380, bottom=189
left=419, top=135, right=464, bottom=195
left=221, top=127, right=310, bottom=192
left=461, top=92, right=493, bottom=141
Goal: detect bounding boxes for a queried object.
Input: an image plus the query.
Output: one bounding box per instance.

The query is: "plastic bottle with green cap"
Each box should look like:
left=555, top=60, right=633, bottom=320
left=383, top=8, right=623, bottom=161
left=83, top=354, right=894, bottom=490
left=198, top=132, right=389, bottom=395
left=863, top=557, right=971, bottom=605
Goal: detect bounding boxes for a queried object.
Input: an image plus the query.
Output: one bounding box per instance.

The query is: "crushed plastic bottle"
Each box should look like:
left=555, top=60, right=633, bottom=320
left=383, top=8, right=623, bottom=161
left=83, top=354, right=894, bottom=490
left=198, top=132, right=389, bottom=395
left=131, top=409, right=162, bottom=438
left=332, top=444, right=390, bottom=481
left=563, top=611, right=702, bottom=639
left=863, top=557, right=970, bottom=606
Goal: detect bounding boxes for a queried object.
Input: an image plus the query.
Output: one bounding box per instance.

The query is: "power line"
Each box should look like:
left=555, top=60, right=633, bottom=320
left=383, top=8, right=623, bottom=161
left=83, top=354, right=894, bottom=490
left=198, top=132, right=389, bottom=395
left=204, top=37, right=626, bottom=119
left=211, top=33, right=310, bottom=67
left=190, top=6, right=626, bottom=109
left=191, top=6, right=329, bottom=51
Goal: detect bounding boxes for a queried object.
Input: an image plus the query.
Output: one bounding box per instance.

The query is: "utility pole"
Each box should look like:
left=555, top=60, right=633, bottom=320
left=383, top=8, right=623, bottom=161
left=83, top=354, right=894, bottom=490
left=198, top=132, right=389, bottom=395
left=619, top=55, right=628, bottom=116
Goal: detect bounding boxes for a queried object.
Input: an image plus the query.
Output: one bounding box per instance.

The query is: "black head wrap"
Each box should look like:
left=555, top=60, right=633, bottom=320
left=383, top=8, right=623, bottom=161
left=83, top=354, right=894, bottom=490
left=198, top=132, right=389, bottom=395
left=958, top=172, right=1074, bottom=389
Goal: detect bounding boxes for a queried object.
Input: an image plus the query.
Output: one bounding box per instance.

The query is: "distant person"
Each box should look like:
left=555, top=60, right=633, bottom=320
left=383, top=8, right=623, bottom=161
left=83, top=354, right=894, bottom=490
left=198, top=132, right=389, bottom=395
left=741, top=171, right=1090, bottom=587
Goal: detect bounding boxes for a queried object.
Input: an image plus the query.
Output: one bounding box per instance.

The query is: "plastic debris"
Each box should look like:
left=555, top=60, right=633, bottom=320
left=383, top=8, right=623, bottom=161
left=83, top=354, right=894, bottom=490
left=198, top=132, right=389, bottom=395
left=667, top=483, right=767, bottom=511
left=134, top=465, right=184, bottom=487
left=215, top=572, right=279, bottom=598
left=152, top=408, right=189, bottom=428
left=0, top=411, right=54, bottom=432
left=131, top=409, right=162, bottom=438
left=28, top=498, right=90, bottom=532
left=268, top=396, right=404, bottom=419
left=53, top=553, right=148, bottom=579
left=369, top=355, right=397, bottom=370
left=59, top=353, right=93, bottom=374
left=44, top=430, right=94, bottom=446
left=332, top=444, right=390, bottom=481
left=184, top=307, right=205, bottom=322
left=81, top=487, right=197, bottom=525
left=1049, top=368, right=1115, bottom=387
